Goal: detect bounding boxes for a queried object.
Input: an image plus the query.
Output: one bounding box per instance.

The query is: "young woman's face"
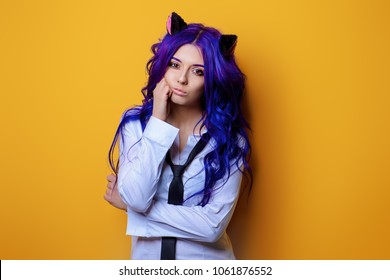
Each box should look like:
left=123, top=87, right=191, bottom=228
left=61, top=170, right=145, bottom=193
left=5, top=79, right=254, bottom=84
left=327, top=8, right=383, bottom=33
left=164, top=44, right=205, bottom=108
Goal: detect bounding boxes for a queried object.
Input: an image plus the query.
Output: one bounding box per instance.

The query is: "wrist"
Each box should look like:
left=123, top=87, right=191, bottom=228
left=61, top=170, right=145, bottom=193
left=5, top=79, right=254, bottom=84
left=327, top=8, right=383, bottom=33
left=152, top=111, right=167, bottom=122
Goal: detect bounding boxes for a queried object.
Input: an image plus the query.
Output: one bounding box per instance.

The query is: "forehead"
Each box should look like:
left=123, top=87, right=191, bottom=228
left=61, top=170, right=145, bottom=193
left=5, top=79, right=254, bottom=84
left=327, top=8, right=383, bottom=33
left=172, top=44, right=204, bottom=65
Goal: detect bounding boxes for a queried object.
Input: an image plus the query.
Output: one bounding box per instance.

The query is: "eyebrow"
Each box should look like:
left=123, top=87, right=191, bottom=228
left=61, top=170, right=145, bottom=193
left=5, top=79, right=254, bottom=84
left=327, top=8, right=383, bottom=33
left=172, top=57, right=204, bottom=68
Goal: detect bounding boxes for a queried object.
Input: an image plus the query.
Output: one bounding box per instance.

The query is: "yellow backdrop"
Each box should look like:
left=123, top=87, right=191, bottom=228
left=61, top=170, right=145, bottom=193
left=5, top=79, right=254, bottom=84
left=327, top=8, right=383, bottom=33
left=1, top=0, right=389, bottom=259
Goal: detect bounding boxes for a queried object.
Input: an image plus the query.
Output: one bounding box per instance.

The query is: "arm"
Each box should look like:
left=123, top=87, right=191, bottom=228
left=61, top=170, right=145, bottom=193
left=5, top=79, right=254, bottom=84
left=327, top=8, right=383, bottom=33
left=117, top=116, right=178, bottom=213
left=117, top=78, right=177, bottom=213
left=126, top=165, right=243, bottom=243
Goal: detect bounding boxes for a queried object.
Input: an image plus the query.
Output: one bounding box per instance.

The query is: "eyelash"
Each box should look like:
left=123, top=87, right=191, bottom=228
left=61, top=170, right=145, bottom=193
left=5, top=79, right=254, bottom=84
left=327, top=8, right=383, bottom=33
left=192, top=68, right=204, bottom=76
left=168, top=61, right=179, bottom=68
left=168, top=61, right=204, bottom=76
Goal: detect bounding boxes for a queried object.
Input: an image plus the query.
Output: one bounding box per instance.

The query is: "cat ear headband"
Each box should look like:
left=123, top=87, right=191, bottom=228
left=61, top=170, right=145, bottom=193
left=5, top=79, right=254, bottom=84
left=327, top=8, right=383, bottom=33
left=166, top=12, right=238, bottom=57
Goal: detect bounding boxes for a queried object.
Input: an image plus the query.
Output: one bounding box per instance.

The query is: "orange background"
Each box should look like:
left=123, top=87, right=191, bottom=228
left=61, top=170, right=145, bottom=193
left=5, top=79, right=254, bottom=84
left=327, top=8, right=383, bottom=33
left=1, top=0, right=389, bottom=259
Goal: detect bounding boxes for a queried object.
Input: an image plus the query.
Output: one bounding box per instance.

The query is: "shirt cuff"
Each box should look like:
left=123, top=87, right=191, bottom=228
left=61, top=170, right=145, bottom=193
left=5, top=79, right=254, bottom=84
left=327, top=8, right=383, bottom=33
left=143, top=116, right=179, bottom=147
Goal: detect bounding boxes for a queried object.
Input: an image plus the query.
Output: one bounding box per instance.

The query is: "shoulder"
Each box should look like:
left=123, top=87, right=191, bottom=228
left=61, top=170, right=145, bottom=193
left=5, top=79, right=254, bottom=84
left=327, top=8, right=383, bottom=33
left=207, top=132, right=248, bottom=150
left=121, top=118, right=142, bottom=137
left=119, top=107, right=143, bottom=139
left=206, top=132, right=248, bottom=170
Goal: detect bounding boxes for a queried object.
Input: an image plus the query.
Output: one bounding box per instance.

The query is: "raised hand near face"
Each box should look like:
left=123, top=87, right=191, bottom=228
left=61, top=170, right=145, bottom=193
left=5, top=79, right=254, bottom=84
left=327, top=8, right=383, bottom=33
left=152, top=78, right=172, bottom=121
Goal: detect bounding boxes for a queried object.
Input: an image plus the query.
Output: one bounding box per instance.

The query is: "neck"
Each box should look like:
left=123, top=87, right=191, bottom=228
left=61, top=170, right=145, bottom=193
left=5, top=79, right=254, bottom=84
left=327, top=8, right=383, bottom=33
left=167, top=103, right=204, bottom=133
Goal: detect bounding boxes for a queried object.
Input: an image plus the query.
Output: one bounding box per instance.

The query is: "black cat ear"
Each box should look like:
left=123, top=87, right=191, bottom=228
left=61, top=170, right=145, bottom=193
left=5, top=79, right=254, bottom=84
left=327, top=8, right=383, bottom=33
left=219, top=34, right=238, bottom=57
left=166, top=12, right=188, bottom=35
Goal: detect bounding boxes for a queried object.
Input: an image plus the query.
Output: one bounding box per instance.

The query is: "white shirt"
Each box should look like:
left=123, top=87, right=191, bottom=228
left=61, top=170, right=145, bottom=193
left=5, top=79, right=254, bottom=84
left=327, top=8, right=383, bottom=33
left=117, top=116, right=243, bottom=260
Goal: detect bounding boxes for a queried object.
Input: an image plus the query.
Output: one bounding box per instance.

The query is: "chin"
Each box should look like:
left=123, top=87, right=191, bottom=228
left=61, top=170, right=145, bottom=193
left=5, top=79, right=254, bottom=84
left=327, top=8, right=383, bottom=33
left=170, top=95, right=201, bottom=108
left=170, top=96, right=187, bottom=105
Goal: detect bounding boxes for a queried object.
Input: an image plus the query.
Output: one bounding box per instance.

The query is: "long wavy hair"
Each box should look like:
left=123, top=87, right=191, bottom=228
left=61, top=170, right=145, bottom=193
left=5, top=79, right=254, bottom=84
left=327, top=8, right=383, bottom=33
left=109, top=23, right=252, bottom=206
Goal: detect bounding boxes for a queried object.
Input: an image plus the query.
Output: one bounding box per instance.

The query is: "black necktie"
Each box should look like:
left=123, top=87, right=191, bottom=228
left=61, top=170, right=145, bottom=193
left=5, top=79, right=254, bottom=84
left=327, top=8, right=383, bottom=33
left=160, top=133, right=210, bottom=260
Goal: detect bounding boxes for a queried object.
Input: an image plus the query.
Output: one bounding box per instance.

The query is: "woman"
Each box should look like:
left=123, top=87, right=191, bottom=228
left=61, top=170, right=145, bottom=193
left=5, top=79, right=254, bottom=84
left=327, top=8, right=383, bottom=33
left=104, top=12, right=252, bottom=260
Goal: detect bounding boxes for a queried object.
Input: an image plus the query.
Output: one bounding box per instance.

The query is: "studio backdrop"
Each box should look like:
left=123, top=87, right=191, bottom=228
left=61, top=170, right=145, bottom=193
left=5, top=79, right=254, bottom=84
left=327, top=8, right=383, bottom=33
left=0, top=0, right=389, bottom=259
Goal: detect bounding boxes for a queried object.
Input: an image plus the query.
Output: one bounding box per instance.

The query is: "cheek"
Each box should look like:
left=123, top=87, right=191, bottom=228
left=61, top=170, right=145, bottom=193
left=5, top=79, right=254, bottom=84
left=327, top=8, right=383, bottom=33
left=194, top=79, right=205, bottom=93
left=164, top=69, right=175, bottom=81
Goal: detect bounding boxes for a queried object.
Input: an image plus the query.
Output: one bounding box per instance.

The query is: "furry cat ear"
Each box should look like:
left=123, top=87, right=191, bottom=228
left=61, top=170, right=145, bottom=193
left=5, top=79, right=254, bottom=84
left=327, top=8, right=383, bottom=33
left=166, top=12, right=188, bottom=35
left=219, top=34, right=238, bottom=57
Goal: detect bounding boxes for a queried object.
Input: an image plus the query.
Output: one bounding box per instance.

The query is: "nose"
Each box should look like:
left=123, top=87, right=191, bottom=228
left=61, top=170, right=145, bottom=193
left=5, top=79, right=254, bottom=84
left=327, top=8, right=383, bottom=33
left=177, top=69, right=188, bottom=85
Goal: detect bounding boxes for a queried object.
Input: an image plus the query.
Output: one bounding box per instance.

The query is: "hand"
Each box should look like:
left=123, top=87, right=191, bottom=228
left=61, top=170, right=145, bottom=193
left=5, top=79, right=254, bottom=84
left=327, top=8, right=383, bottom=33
left=104, top=173, right=127, bottom=210
left=152, top=78, right=172, bottom=121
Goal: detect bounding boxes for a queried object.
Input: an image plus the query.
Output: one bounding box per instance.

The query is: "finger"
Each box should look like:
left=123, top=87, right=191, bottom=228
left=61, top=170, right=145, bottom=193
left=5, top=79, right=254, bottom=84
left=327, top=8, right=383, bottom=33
left=159, top=77, right=167, bottom=86
left=155, top=79, right=165, bottom=91
left=107, top=173, right=116, bottom=181
left=156, top=78, right=170, bottom=94
left=162, top=84, right=172, bottom=97
left=104, top=193, right=111, bottom=202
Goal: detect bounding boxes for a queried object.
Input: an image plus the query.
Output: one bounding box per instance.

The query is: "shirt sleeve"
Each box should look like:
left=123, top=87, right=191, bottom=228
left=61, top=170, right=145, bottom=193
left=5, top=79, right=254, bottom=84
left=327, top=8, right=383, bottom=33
left=117, top=116, right=179, bottom=213
left=125, top=165, right=243, bottom=243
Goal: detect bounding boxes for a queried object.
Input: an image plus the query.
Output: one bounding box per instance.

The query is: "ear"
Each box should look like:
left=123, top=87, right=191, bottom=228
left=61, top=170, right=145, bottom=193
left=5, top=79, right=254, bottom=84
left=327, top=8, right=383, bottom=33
left=166, top=12, right=188, bottom=35
left=219, top=34, right=238, bottom=57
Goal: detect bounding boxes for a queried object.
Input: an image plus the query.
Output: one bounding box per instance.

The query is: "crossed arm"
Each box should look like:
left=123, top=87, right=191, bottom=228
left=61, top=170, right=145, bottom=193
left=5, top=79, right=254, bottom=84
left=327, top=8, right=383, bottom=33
left=103, top=116, right=242, bottom=242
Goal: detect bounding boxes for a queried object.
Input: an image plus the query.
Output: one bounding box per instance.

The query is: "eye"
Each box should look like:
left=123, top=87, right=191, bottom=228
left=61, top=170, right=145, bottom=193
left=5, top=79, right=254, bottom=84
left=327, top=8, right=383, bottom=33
left=192, top=67, right=204, bottom=76
left=168, top=61, right=180, bottom=69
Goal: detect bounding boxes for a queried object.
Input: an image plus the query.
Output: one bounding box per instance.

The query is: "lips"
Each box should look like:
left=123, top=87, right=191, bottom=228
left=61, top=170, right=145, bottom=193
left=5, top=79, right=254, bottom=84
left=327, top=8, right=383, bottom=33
left=172, top=87, right=187, bottom=96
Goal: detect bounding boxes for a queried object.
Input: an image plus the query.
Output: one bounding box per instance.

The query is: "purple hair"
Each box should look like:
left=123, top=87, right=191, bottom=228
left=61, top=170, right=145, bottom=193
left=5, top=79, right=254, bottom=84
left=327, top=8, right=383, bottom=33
left=109, top=23, right=252, bottom=206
